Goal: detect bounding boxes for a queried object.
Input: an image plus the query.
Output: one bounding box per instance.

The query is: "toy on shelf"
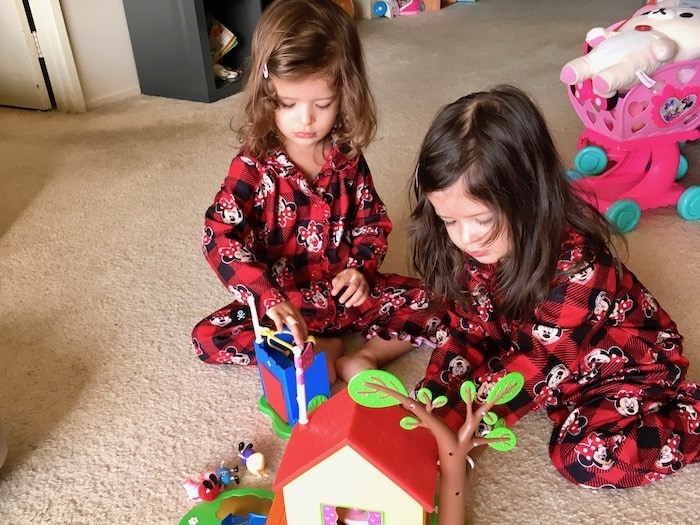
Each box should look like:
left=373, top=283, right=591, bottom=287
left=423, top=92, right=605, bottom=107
left=563, top=0, right=700, bottom=232
left=247, top=297, right=331, bottom=439
left=265, top=370, right=523, bottom=525
left=183, top=461, right=240, bottom=503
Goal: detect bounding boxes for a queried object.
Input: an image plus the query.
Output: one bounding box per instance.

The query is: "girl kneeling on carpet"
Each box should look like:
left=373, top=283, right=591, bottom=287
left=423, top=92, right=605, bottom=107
left=355, top=84, right=700, bottom=488
left=192, top=0, right=424, bottom=381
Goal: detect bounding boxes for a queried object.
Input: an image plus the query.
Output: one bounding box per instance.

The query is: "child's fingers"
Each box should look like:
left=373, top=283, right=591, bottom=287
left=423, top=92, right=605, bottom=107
left=331, top=273, right=351, bottom=296
left=341, top=284, right=369, bottom=307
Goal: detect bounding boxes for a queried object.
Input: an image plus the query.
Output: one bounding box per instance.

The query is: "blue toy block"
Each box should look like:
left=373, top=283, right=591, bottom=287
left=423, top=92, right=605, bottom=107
left=254, top=330, right=331, bottom=428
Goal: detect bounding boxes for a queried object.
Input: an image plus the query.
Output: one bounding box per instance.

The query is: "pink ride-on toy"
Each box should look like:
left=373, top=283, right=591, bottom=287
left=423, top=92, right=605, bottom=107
left=566, top=59, right=700, bottom=232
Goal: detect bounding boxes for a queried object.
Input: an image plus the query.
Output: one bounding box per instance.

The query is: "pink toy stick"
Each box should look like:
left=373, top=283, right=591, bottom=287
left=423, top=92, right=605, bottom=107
left=292, top=344, right=308, bottom=424
left=246, top=295, right=263, bottom=343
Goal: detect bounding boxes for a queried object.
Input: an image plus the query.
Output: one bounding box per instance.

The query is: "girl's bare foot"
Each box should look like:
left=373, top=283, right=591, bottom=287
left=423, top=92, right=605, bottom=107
left=315, top=336, right=345, bottom=384
left=336, top=338, right=414, bottom=383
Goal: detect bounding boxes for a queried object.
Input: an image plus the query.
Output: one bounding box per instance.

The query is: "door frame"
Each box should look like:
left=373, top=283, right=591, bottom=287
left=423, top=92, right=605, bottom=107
left=30, top=0, right=85, bottom=112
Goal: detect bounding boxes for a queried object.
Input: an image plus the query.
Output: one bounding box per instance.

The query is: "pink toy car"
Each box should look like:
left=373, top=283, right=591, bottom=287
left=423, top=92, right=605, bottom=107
left=566, top=57, right=700, bottom=232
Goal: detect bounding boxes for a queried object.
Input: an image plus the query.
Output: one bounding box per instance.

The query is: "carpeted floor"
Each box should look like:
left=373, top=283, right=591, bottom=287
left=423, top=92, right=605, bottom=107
left=1, top=0, right=699, bottom=523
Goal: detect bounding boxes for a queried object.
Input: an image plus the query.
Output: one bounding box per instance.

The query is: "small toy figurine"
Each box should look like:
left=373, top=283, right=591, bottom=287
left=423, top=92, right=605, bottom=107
left=183, top=461, right=240, bottom=502
left=217, top=460, right=241, bottom=486
left=238, top=442, right=268, bottom=478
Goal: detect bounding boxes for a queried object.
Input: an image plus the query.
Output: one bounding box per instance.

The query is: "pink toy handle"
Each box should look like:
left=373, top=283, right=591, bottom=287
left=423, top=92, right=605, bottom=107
left=292, top=345, right=308, bottom=424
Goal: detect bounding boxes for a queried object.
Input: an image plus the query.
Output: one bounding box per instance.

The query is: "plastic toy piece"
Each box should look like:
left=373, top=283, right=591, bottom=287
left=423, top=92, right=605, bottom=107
left=399, top=0, right=422, bottom=15
left=183, top=462, right=240, bottom=503
left=178, top=487, right=275, bottom=525
left=271, top=388, right=439, bottom=525
left=347, top=370, right=524, bottom=525
left=238, top=442, right=268, bottom=479
left=564, top=3, right=700, bottom=231
left=246, top=296, right=331, bottom=436
left=372, top=0, right=399, bottom=18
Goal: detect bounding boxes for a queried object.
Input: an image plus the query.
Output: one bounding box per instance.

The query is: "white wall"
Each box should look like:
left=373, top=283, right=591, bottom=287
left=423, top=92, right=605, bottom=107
left=59, top=0, right=140, bottom=108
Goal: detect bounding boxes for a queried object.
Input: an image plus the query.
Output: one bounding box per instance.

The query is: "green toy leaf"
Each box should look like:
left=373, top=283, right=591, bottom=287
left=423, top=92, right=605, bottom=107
left=460, top=381, right=477, bottom=405
left=348, top=369, right=408, bottom=408
left=416, top=388, right=433, bottom=404
left=485, top=427, right=517, bottom=452
left=431, top=395, right=448, bottom=409
left=486, top=372, right=524, bottom=405
left=481, top=411, right=498, bottom=425
left=400, top=416, right=420, bottom=430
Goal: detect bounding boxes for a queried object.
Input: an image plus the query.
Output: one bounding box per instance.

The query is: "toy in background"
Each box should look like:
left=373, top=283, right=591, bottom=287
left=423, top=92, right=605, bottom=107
left=398, top=0, right=423, bottom=15
left=372, top=0, right=400, bottom=18
left=373, top=0, right=422, bottom=18
left=562, top=0, right=700, bottom=232
left=561, top=0, right=700, bottom=99
left=247, top=297, right=331, bottom=439
left=183, top=461, right=240, bottom=503
left=238, top=442, right=269, bottom=479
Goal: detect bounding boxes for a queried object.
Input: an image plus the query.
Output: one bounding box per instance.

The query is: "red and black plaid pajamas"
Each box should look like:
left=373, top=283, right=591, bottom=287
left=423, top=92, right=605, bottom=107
left=192, top=146, right=428, bottom=366
left=382, top=230, right=700, bottom=488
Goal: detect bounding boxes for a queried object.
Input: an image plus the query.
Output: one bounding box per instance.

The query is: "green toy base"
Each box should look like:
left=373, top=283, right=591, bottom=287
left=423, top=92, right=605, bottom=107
left=179, top=487, right=274, bottom=525
left=257, top=396, right=293, bottom=439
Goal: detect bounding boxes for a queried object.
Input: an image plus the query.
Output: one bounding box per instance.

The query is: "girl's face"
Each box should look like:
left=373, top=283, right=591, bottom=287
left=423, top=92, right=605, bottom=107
left=272, top=74, right=339, bottom=154
left=427, top=182, right=511, bottom=265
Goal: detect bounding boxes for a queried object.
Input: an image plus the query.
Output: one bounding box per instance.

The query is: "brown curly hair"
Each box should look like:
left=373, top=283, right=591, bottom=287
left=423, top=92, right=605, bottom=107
left=239, top=0, right=377, bottom=158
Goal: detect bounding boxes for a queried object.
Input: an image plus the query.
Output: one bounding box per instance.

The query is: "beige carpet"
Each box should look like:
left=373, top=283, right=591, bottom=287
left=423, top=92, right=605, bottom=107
left=1, top=0, right=699, bottom=523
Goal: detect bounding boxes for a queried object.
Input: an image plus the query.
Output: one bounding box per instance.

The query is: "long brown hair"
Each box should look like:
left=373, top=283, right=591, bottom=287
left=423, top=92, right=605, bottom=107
left=409, top=85, right=619, bottom=319
left=239, top=0, right=377, bottom=157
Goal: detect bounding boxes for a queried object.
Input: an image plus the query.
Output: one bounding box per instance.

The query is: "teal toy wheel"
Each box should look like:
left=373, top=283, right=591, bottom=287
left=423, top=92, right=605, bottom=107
left=565, top=169, right=586, bottom=181
left=574, top=146, right=608, bottom=176
left=606, top=199, right=641, bottom=233
left=676, top=154, right=688, bottom=181
left=373, top=0, right=387, bottom=16
left=677, top=186, right=700, bottom=221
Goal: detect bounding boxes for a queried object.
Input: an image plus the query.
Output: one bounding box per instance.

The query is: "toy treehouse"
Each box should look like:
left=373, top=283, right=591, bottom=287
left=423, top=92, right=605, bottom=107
left=266, top=370, right=524, bottom=525
left=266, top=387, right=440, bottom=525
left=247, top=297, right=331, bottom=438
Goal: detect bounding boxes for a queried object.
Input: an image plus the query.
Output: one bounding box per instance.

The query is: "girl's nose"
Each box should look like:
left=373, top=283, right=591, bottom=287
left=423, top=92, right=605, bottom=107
left=459, top=223, right=478, bottom=246
left=299, top=106, right=313, bottom=125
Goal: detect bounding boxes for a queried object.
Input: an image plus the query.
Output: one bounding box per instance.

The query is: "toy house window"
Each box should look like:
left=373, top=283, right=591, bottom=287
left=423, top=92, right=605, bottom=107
left=322, top=505, right=384, bottom=525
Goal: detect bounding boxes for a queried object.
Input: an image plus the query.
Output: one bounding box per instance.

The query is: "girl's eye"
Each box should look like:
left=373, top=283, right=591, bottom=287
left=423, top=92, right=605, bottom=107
left=442, top=220, right=456, bottom=227
left=278, top=101, right=294, bottom=109
left=476, top=218, right=494, bottom=227
left=316, top=103, right=332, bottom=110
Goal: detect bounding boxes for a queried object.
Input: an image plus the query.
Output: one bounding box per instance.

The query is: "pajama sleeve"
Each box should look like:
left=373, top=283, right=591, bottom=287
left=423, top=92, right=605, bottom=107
left=343, top=155, right=393, bottom=278
left=202, top=155, right=288, bottom=313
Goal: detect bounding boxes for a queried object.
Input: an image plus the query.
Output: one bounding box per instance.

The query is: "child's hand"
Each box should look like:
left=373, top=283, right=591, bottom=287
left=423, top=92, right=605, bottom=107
left=331, top=269, right=369, bottom=308
left=266, top=301, right=307, bottom=348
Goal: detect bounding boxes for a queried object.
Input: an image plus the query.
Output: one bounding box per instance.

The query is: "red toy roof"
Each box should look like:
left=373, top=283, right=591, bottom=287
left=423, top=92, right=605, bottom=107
left=273, top=387, right=438, bottom=511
